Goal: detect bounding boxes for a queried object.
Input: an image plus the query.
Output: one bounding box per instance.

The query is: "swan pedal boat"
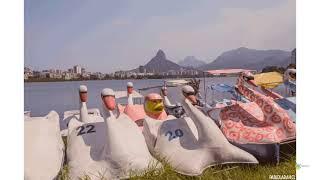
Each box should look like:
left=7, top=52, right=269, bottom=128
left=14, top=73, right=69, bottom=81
left=203, top=70, right=296, bottom=163
left=143, top=97, right=258, bottom=176
left=246, top=71, right=296, bottom=123
left=25, top=111, right=65, bottom=180
left=66, top=88, right=160, bottom=180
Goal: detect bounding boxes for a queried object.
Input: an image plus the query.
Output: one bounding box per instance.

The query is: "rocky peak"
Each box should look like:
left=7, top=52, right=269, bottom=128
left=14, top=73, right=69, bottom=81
left=155, top=49, right=166, bottom=60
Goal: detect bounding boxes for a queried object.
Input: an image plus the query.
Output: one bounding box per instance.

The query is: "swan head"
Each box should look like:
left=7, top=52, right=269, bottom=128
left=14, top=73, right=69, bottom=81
left=182, top=85, right=197, bottom=105
left=241, top=71, right=254, bottom=81
left=101, top=88, right=116, bottom=111
left=79, top=85, right=88, bottom=102
left=127, top=82, right=134, bottom=94
left=160, top=86, right=168, bottom=96
left=144, top=93, right=165, bottom=116
left=285, top=68, right=296, bottom=81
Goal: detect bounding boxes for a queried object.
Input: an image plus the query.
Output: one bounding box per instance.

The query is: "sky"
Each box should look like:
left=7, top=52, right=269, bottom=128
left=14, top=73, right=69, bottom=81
left=25, top=0, right=296, bottom=73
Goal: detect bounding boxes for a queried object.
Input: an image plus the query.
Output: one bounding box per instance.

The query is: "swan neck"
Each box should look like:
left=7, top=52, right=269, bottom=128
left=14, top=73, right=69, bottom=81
left=80, top=102, right=88, bottom=122
left=163, top=96, right=173, bottom=106
left=127, top=94, right=134, bottom=105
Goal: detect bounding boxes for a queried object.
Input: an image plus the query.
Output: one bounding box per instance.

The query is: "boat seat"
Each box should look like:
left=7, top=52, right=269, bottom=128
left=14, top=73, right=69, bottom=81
left=61, top=108, right=104, bottom=136
left=117, top=104, right=125, bottom=113
left=25, top=111, right=65, bottom=180
left=220, top=99, right=295, bottom=144
left=117, top=104, right=147, bottom=128
left=222, top=102, right=265, bottom=127
left=124, top=104, right=146, bottom=123
left=143, top=98, right=258, bottom=176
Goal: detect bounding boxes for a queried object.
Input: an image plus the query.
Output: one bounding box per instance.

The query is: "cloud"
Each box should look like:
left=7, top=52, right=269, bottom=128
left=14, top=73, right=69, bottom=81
left=111, top=18, right=132, bottom=26
left=25, top=0, right=295, bottom=72
left=147, top=0, right=295, bottom=62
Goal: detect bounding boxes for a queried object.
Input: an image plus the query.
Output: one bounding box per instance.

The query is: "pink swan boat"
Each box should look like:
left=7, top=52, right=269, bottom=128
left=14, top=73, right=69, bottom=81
left=219, top=71, right=296, bottom=144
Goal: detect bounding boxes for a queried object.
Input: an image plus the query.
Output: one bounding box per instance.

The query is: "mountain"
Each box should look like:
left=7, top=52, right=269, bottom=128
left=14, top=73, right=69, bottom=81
left=178, top=56, right=206, bottom=68
left=142, top=49, right=183, bottom=73
left=199, top=47, right=291, bottom=71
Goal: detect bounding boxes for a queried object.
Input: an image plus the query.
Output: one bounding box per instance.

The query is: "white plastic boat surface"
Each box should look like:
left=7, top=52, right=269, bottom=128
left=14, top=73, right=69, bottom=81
left=66, top=107, right=160, bottom=179
left=24, top=111, right=65, bottom=180
left=61, top=108, right=104, bottom=136
left=143, top=98, right=258, bottom=176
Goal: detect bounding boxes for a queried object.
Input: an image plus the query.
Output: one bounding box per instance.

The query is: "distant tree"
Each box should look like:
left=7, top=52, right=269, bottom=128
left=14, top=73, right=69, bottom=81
left=287, top=63, right=296, bottom=69
left=261, top=66, right=285, bottom=74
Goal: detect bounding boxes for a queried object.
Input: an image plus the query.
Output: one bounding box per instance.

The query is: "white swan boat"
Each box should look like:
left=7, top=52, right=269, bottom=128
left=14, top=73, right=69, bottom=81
left=143, top=92, right=258, bottom=176
left=24, top=111, right=65, bottom=180
left=66, top=88, right=160, bottom=180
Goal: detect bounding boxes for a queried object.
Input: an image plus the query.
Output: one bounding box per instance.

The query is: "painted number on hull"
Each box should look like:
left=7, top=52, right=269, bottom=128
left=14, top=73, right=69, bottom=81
left=165, top=129, right=184, bottom=141
left=76, top=125, right=96, bottom=136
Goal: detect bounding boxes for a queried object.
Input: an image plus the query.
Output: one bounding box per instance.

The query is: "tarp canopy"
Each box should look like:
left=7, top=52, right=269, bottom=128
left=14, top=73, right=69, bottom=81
left=253, top=72, right=283, bottom=89
left=206, top=69, right=255, bottom=76
left=165, top=79, right=190, bottom=86
left=138, top=79, right=191, bottom=91
left=114, top=90, right=143, bottom=99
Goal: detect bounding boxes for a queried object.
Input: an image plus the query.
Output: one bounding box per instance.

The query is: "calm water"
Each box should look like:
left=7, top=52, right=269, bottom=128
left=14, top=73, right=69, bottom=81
left=24, top=78, right=287, bottom=117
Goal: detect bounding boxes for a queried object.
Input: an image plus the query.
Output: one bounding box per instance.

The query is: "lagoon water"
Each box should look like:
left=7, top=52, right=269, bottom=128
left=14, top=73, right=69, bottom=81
left=24, top=77, right=287, bottom=117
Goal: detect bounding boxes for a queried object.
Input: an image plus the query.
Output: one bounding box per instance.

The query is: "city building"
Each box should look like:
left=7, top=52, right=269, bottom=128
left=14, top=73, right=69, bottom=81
left=81, top=68, right=85, bottom=74
left=73, top=65, right=81, bottom=74
left=114, top=71, right=126, bottom=78
left=138, top=65, right=146, bottom=73
left=90, top=72, right=104, bottom=79
left=40, top=71, right=49, bottom=78
left=24, top=67, right=33, bottom=79
left=32, top=71, right=41, bottom=78
left=81, top=72, right=90, bottom=79
left=24, top=64, right=202, bottom=81
left=56, top=69, right=62, bottom=74
left=53, top=74, right=62, bottom=79
left=63, top=72, right=72, bottom=80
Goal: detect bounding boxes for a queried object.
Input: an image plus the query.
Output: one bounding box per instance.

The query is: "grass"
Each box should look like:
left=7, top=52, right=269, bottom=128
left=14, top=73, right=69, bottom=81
left=58, top=137, right=296, bottom=180
left=139, top=157, right=296, bottom=180
left=57, top=155, right=296, bottom=180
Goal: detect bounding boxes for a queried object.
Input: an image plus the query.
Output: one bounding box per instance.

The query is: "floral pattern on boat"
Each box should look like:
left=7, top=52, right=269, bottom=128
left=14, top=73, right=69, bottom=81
left=220, top=72, right=296, bottom=144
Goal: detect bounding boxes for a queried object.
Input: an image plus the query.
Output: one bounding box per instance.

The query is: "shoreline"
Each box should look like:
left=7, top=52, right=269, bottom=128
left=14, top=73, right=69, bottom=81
left=24, top=75, right=205, bottom=83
